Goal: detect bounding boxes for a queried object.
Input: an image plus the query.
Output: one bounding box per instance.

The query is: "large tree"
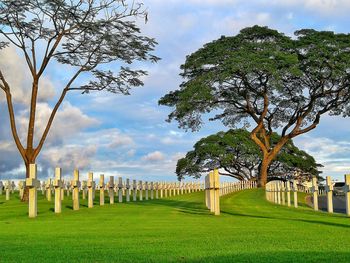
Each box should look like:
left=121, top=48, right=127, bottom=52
left=176, top=129, right=322, bottom=182
left=0, top=0, right=159, bottom=191
left=159, top=26, right=350, bottom=187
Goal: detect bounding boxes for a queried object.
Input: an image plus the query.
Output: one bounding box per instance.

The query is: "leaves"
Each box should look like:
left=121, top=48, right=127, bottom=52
left=176, top=129, right=322, bottom=182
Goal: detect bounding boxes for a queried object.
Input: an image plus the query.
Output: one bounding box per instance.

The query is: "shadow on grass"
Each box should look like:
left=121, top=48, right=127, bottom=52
left=185, top=251, right=350, bottom=263
left=221, top=210, right=350, bottom=229
left=127, top=197, right=211, bottom=216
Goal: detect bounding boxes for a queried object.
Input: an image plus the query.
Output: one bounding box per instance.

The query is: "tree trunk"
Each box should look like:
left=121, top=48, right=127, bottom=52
left=259, top=155, right=271, bottom=188
left=21, top=159, right=35, bottom=202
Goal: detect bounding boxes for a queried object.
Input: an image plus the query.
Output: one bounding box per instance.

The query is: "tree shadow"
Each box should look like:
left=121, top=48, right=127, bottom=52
left=221, top=210, right=350, bottom=229
left=185, top=251, right=350, bottom=263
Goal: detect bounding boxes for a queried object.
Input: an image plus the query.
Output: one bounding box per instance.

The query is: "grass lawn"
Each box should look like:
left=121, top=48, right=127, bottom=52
left=0, top=189, right=349, bottom=262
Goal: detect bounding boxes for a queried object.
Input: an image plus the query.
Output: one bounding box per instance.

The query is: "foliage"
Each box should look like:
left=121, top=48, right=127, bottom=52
left=176, top=129, right=322, bottom=181
left=0, top=0, right=159, bottom=177
left=160, top=25, right=350, bottom=186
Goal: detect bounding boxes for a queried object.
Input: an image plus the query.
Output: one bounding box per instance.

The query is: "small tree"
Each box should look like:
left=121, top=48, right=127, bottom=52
left=0, top=0, right=159, bottom=196
left=176, top=129, right=322, bottom=182
left=160, top=26, right=350, bottom=186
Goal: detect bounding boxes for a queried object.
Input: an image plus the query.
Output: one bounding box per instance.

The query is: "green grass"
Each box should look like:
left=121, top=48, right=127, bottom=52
left=0, top=189, right=349, bottom=262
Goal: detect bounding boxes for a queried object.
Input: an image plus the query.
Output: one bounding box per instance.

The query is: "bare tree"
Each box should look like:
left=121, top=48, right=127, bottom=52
left=0, top=0, right=159, bottom=200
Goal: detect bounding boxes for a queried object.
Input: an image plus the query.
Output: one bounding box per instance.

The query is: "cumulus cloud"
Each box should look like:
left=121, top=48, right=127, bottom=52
left=142, top=151, right=165, bottom=162
left=0, top=46, right=56, bottom=104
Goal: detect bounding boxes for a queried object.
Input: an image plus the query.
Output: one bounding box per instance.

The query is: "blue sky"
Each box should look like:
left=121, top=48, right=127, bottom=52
left=1, top=0, right=350, bottom=182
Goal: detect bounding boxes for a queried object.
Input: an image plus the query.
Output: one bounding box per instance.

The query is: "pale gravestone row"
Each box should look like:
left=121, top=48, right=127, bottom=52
left=266, top=180, right=298, bottom=208
left=205, top=169, right=258, bottom=216
left=0, top=164, right=204, bottom=218
left=220, top=180, right=257, bottom=196
left=266, top=176, right=350, bottom=216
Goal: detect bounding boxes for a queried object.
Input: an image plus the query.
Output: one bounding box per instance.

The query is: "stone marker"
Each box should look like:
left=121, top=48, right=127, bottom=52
left=60, top=180, right=65, bottom=201
left=139, top=180, right=143, bottom=201
left=126, top=179, right=130, bottom=202
left=213, top=169, right=220, bottom=215
left=132, top=179, right=137, bottom=201
left=5, top=180, right=11, bottom=200
left=293, top=180, right=298, bottom=208
left=11, top=181, right=15, bottom=194
left=286, top=181, right=291, bottom=207
left=99, top=174, right=105, bottom=206
left=160, top=182, right=164, bottom=198
left=118, top=177, right=123, bottom=203
left=209, top=171, right=215, bottom=213
left=108, top=176, right=115, bottom=204
left=281, top=182, right=285, bottom=205
left=145, top=181, right=149, bottom=200
left=26, top=164, right=40, bottom=218
left=325, top=176, right=333, bottom=213
left=66, top=181, right=71, bottom=197
left=155, top=182, right=159, bottom=199
left=71, top=169, right=81, bottom=210
left=41, top=181, right=46, bottom=195
left=150, top=182, right=154, bottom=200
left=82, top=181, right=87, bottom=200
left=53, top=167, right=63, bottom=213
left=18, top=181, right=26, bottom=199
left=344, top=174, right=350, bottom=216
left=46, top=178, right=52, bottom=201
left=87, top=172, right=95, bottom=208
left=0, top=181, right=3, bottom=195
left=311, top=177, right=318, bottom=211
left=277, top=182, right=281, bottom=204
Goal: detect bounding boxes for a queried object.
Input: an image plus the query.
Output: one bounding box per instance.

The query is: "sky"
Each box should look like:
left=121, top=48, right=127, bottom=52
left=1, top=0, right=350, bottom=183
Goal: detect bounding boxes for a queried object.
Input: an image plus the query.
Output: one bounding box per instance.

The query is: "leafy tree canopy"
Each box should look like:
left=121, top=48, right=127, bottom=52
left=176, top=129, right=323, bottom=182
left=160, top=25, right=350, bottom=186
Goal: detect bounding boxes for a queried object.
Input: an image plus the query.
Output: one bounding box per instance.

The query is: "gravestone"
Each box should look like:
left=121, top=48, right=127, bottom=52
left=213, top=169, right=220, bottom=215
left=139, top=180, right=143, bottom=201
left=11, top=181, right=15, bottom=194
left=325, top=176, right=333, bottom=213
left=108, top=176, right=115, bottom=204
left=286, top=181, right=291, bottom=207
left=311, top=177, right=318, bottom=211
left=126, top=179, right=130, bottom=202
left=281, top=182, right=286, bottom=205
left=145, top=181, right=149, bottom=200
left=150, top=182, right=154, bottom=200
left=155, top=182, right=159, bottom=199
left=118, top=177, right=123, bottom=203
left=41, top=181, right=46, bottom=195
left=82, top=181, right=87, bottom=200
left=18, top=181, right=25, bottom=199
left=160, top=182, right=164, bottom=198
left=60, top=180, right=65, bottom=201
left=53, top=167, right=63, bottom=213
left=87, top=172, right=95, bottom=208
left=99, top=174, right=105, bottom=206
left=292, top=180, right=298, bottom=208
left=71, top=169, right=81, bottom=210
left=26, top=164, right=40, bottom=218
left=344, top=174, right=350, bottom=216
left=46, top=178, right=52, bottom=201
left=0, top=181, right=3, bottom=195
left=66, top=181, right=71, bottom=198
left=132, top=179, right=137, bottom=201
left=5, top=180, right=11, bottom=200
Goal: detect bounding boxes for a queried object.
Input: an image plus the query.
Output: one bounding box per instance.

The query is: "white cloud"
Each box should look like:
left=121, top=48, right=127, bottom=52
left=142, top=151, right=165, bottom=162
left=0, top=46, right=56, bottom=104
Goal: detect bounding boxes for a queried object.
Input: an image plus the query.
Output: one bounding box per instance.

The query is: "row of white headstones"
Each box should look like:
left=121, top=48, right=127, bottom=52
left=204, top=169, right=258, bottom=216
left=1, top=164, right=204, bottom=218
left=265, top=175, right=350, bottom=216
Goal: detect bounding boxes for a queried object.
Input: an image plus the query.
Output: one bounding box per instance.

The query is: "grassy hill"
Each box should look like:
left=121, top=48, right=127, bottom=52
left=0, top=189, right=349, bottom=262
